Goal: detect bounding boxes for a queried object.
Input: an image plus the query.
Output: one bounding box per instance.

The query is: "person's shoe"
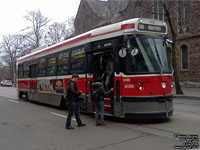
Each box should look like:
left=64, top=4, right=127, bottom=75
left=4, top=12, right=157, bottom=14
left=101, top=122, right=106, bottom=126
left=77, top=123, right=86, bottom=127
left=66, top=126, right=74, bottom=129
left=96, top=123, right=101, bottom=126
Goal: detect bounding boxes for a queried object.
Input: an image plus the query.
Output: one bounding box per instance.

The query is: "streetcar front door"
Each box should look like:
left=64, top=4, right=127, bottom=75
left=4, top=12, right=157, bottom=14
left=86, top=52, right=93, bottom=113
left=91, top=39, right=122, bottom=117
left=86, top=39, right=122, bottom=116
left=86, top=50, right=114, bottom=115
left=93, top=51, right=114, bottom=115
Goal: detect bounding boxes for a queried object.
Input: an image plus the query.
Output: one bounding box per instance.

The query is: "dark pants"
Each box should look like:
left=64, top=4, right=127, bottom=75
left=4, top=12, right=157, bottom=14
left=66, top=102, right=82, bottom=126
left=105, top=74, right=111, bottom=91
left=95, top=101, right=104, bottom=124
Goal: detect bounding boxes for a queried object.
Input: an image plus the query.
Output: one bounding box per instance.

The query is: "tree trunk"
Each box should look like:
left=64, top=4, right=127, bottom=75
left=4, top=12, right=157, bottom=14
left=171, top=38, right=183, bottom=94
left=163, top=3, right=184, bottom=95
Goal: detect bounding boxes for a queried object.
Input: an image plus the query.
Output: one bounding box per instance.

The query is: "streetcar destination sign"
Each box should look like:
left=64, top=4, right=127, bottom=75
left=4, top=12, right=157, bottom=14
left=138, top=23, right=166, bottom=33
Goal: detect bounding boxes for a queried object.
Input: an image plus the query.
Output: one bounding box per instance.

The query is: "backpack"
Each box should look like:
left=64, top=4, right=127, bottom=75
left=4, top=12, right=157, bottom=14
left=91, top=86, right=102, bottom=102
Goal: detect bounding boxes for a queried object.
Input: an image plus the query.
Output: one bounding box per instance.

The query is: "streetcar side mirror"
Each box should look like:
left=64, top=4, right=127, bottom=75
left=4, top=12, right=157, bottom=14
left=165, top=38, right=173, bottom=45
left=131, top=48, right=139, bottom=56
left=119, top=48, right=127, bottom=58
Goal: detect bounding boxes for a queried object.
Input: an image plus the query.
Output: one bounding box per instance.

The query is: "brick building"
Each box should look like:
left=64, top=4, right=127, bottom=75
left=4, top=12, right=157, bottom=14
left=175, top=1, right=200, bottom=82
left=74, top=0, right=200, bottom=83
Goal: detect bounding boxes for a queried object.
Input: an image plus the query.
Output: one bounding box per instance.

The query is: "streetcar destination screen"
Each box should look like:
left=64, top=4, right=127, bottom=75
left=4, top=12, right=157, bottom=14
left=138, top=23, right=166, bottom=33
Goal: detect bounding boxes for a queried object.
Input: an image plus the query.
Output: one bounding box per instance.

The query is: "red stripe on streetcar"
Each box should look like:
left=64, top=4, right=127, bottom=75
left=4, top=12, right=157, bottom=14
left=121, top=23, right=135, bottom=30
left=18, top=23, right=135, bottom=63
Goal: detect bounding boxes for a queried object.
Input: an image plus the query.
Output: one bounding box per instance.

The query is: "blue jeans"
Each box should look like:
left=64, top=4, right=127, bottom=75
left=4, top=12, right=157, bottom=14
left=66, top=102, right=82, bottom=126
left=95, top=101, right=104, bottom=124
left=105, top=74, right=111, bottom=91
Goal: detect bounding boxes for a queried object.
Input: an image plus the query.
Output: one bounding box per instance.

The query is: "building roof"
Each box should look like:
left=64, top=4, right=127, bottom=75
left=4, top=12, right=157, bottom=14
left=87, top=0, right=107, bottom=18
left=77, top=0, right=130, bottom=23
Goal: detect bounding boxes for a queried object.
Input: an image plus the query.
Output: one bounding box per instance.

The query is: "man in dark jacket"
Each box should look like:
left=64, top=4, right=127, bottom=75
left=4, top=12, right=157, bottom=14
left=92, top=78, right=113, bottom=126
left=65, top=74, right=86, bottom=129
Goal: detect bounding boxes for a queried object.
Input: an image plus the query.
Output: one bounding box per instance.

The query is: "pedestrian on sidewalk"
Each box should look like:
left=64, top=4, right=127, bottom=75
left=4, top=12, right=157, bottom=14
left=65, top=74, right=86, bottom=129
left=92, top=78, right=113, bottom=126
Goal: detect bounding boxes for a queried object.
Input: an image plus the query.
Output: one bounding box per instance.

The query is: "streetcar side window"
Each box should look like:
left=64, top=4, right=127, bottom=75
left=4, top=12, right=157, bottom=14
left=38, top=57, right=46, bottom=76
left=47, top=55, right=57, bottom=75
left=71, top=47, right=85, bottom=73
left=87, top=52, right=93, bottom=75
left=18, top=64, right=24, bottom=78
left=23, top=62, right=29, bottom=78
left=57, top=51, right=69, bottom=75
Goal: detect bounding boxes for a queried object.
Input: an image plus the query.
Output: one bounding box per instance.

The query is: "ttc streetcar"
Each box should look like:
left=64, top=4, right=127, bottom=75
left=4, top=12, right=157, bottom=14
left=17, top=18, right=173, bottom=119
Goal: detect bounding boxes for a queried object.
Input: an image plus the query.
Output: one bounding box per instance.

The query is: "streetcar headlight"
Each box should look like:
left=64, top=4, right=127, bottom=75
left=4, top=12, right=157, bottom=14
left=138, top=86, right=144, bottom=91
left=138, top=82, right=144, bottom=91
left=161, top=82, right=166, bottom=89
left=138, top=86, right=143, bottom=91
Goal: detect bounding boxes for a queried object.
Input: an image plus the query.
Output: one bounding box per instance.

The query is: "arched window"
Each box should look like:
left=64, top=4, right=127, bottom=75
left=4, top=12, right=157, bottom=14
left=178, top=0, right=190, bottom=34
left=181, top=45, right=188, bottom=70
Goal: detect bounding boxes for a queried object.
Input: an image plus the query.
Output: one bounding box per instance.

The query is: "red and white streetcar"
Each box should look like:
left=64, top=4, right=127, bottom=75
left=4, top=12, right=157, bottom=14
left=17, top=18, right=173, bottom=119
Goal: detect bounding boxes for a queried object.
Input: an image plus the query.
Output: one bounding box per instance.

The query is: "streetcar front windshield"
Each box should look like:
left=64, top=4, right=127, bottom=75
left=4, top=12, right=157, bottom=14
left=124, top=35, right=170, bottom=74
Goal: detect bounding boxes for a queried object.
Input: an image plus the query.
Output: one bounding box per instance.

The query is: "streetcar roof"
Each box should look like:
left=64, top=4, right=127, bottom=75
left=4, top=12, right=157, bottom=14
left=18, top=18, right=167, bottom=63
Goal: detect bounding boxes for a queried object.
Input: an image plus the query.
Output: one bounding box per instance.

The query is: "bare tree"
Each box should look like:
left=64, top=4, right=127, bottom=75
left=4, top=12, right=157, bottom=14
left=45, top=22, right=67, bottom=45
left=0, top=34, right=24, bottom=84
left=22, top=10, right=50, bottom=49
left=44, top=16, right=75, bottom=45
left=161, top=1, right=183, bottom=94
left=0, top=65, right=10, bottom=81
left=45, top=22, right=70, bottom=45
left=65, top=16, right=75, bottom=38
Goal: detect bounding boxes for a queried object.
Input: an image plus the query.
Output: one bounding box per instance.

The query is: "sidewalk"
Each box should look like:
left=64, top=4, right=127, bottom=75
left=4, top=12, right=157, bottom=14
left=172, top=87, right=200, bottom=100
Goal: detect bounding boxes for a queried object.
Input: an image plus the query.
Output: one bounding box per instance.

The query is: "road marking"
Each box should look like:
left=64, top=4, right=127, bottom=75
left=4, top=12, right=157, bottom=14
left=51, top=112, right=76, bottom=121
left=0, top=93, right=17, bottom=99
left=9, top=99, right=19, bottom=103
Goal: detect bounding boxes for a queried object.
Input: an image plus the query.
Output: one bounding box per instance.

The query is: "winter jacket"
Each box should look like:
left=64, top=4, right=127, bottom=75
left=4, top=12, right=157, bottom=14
left=67, top=80, right=81, bottom=103
left=92, top=82, right=112, bottom=101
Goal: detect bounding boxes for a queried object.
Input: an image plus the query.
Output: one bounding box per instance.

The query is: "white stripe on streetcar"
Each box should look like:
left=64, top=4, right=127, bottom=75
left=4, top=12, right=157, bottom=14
left=51, top=112, right=76, bottom=121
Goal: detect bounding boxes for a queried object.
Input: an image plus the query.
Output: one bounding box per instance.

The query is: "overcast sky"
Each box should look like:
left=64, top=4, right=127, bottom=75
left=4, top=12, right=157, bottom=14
left=0, top=0, right=81, bottom=35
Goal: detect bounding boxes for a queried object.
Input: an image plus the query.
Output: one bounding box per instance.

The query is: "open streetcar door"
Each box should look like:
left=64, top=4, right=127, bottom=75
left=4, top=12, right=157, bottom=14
left=86, top=51, right=94, bottom=113
left=86, top=39, right=122, bottom=116
left=112, top=39, right=122, bottom=117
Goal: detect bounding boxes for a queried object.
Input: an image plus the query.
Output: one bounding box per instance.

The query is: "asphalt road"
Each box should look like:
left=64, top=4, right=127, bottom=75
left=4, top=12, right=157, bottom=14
left=0, top=86, right=199, bottom=150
